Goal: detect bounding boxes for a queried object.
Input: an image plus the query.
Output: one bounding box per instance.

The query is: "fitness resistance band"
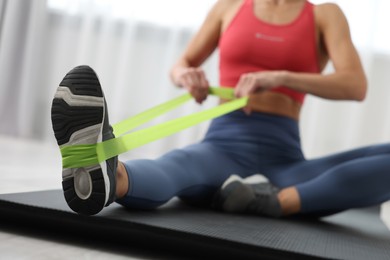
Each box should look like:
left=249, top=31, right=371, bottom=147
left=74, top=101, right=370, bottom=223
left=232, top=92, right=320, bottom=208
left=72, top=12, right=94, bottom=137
left=61, top=87, right=248, bottom=169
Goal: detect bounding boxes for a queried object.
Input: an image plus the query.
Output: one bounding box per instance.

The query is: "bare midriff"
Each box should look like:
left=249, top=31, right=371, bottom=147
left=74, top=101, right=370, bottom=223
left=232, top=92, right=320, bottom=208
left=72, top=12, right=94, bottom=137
left=220, top=91, right=301, bottom=120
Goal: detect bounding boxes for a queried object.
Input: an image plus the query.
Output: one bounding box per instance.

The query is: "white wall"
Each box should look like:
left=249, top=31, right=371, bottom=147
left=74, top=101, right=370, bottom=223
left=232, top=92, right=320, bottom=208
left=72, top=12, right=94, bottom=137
left=0, top=0, right=389, bottom=160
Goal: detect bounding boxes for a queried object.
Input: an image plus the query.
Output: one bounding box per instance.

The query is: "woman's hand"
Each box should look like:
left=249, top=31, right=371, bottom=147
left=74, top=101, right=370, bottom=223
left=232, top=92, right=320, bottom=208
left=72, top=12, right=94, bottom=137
left=235, top=71, right=286, bottom=114
left=234, top=71, right=286, bottom=98
left=174, top=67, right=210, bottom=104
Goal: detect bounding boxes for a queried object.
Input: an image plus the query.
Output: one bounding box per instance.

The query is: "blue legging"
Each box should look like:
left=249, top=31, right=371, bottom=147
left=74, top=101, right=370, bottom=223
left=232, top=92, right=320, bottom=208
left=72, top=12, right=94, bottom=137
left=116, top=111, right=390, bottom=216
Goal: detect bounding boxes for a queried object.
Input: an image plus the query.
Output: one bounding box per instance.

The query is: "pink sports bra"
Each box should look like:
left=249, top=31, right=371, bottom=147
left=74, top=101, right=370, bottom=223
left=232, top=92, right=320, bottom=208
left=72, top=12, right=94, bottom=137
left=219, top=0, right=320, bottom=104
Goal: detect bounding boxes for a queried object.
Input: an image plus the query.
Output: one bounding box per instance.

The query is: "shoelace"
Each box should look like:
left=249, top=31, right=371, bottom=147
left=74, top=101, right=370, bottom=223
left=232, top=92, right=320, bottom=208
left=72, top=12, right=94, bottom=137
left=246, top=183, right=279, bottom=214
left=246, top=194, right=271, bottom=213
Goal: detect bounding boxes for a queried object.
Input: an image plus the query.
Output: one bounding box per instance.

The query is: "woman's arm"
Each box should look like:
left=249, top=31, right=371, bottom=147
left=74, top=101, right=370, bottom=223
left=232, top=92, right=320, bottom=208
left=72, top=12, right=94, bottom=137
left=235, top=3, right=367, bottom=101
left=284, top=3, right=367, bottom=101
left=170, top=0, right=230, bottom=103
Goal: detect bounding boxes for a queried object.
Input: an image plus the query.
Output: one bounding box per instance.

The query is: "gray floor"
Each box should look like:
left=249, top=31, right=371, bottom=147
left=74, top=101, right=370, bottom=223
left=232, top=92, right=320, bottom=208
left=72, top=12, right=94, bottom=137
left=0, top=135, right=146, bottom=260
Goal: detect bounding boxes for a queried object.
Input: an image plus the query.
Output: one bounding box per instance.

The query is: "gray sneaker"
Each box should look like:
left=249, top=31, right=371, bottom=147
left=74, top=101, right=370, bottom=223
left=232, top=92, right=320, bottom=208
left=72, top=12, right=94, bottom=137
left=51, top=65, right=117, bottom=215
left=212, top=175, right=282, bottom=217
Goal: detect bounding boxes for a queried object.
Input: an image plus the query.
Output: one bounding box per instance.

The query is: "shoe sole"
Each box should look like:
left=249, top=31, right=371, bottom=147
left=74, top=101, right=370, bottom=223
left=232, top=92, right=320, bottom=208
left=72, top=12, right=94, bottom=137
left=51, top=66, right=110, bottom=215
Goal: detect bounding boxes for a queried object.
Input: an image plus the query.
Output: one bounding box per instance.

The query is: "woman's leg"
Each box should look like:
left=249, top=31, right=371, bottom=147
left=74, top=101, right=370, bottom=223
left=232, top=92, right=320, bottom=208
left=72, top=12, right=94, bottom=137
left=273, top=144, right=390, bottom=216
left=295, top=154, right=390, bottom=214
left=115, top=161, right=129, bottom=198
left=115, top=141, right=259, bottom=209
left=214, top=143, right=390, bottom=217
left=264, top=143, right=390, bottom=188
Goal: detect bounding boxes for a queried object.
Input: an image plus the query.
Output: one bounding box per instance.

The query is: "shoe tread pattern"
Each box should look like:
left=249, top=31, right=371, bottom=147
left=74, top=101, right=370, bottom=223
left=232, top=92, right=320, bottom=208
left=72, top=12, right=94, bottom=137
left=51, top=65, right=107, bottom=215
left=60, top=65, right=103, bottom=97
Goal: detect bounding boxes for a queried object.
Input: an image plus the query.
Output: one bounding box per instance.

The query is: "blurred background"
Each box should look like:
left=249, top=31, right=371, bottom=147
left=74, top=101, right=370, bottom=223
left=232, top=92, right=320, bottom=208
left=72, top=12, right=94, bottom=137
left=1, top=0, right=390, bottom=256
left=0, top=0, right=390, bottom=192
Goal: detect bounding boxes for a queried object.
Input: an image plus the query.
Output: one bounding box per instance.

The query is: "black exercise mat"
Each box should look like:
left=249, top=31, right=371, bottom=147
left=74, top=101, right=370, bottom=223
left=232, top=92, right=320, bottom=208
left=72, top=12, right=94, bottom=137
left=0, top=190, right=390, bottom=260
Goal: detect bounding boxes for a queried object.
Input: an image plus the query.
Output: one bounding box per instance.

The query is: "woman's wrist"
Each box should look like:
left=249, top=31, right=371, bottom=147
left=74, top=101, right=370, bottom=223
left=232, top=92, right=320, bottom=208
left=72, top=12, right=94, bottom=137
left=278, top=70, right=291, bottom=86
left=170, top=67, right=185, bottom=88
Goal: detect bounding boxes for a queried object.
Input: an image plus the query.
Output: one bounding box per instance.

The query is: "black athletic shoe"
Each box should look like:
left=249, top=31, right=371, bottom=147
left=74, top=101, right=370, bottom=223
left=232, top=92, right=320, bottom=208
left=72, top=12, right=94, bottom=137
left=212, top=175, right=282, bottom=217
left=51, top=65, right=117, bottom=215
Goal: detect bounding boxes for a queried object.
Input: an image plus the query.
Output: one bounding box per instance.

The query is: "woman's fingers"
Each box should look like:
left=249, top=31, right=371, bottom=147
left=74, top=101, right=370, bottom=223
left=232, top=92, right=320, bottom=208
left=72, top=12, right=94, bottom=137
left=180, top=67, right=209, bottom=104
left=235, top=73, right=259, bottom=98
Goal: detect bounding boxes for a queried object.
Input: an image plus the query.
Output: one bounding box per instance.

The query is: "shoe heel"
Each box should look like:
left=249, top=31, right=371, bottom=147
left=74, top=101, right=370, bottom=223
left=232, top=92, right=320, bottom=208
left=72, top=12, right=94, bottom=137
left=62, top=167, right=106, bottom=215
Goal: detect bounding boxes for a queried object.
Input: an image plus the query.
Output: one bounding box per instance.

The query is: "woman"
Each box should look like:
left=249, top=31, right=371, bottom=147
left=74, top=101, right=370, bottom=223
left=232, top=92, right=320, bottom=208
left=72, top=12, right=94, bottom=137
left=51, top=0, right=390, bottom=217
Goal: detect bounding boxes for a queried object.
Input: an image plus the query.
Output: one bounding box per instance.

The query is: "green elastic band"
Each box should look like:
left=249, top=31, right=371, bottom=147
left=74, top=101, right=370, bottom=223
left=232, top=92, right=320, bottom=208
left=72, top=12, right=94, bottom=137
left=60, top=87, right=247, bottom=169
left=112, top=86, right=235, bottom=136
left=112, top=93, right=192, bottom=136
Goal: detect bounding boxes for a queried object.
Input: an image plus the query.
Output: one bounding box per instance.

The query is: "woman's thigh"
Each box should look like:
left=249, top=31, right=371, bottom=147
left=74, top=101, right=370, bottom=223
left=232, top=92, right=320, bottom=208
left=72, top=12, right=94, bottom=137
left=263, top=143, right=390, bottom=188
